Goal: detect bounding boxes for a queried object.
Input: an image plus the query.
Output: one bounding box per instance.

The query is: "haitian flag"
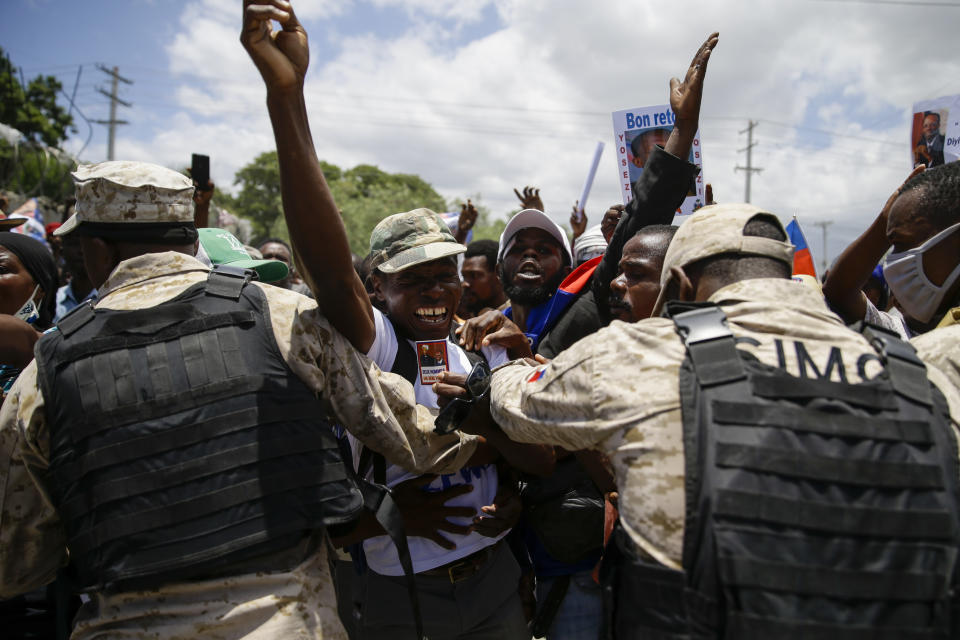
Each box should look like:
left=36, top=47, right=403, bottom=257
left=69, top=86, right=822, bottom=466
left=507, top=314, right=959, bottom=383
left=786, top=217, right=816, bottom=278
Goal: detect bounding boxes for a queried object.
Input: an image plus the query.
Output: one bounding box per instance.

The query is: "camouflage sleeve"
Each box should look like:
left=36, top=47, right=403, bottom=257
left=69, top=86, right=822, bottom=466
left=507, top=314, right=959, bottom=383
left=0, top=362, right=67, bottom=598
left=489, top=348, right=611, bottom=452
left=913, top=325, right=960, bottom=400
left=267, top=285, right=478, bottom=475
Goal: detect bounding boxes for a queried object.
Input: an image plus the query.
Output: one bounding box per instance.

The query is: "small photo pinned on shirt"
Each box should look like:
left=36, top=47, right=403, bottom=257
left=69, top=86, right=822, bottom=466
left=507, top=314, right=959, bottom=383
left=416, top=340, right=449, bottom=385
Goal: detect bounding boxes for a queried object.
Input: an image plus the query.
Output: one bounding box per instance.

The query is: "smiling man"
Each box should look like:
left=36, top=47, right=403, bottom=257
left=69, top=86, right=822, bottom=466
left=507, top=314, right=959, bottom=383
left=240, top=2, right=555, bottom=635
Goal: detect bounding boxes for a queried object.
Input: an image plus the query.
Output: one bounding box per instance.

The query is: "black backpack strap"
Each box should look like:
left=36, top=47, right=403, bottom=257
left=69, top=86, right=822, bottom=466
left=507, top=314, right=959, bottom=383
left=205, top=264, right=254, bottom=300
left=56, top=301, right=96, bottom=338
left=668, top=303, right=746, bottom=386
left=860, top=322, right=933, bottom=406
left=358, top=480, right=425, bottom=640
left=357, top=446, right=387, bottom=486
left=386, top=316, right=421, bottom=384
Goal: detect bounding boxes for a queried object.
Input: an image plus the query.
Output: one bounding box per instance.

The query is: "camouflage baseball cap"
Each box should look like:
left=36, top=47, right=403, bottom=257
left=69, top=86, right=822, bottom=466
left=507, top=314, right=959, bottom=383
left=369, top=208, right=466, bottom=273
left=56, top=161, right=195, bottom=238
left=653, top=203, right=794, bottom=313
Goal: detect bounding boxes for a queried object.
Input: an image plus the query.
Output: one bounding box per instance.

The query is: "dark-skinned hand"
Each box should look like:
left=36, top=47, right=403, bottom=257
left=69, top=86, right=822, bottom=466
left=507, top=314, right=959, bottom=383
left=704, top=183, right=715, bottom=206
left=570, top=201, right=588, bottom=240
left=455, top=199, right=478, bottom=244
left=456, top=309, right=533, bottom=359
left=393, top=474, right=477, bottom=550
left=513, top=186, right=544, bottom=211
left=600, top=204, right=624, bottom=243
left=241, top=0, right=309, bottom=92
left=669, top=32, right=718, bottom=125
left=192, top=179, right=215, bottom=207
left=881, top=165, right=926, bottom=225
left=474, top=484, right=522, bottom=537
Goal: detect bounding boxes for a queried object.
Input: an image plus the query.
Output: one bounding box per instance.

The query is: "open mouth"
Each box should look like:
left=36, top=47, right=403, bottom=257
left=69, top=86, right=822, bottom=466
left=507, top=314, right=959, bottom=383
left=414, top=306, right=448, bottom=324
left=514, top=260, right=543, bottom=283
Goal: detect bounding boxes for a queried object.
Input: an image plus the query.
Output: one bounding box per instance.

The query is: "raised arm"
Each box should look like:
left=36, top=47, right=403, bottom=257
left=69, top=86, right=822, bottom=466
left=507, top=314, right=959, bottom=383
left=592, top=33, right=717, bottom=309
left=823, top=165, right=925, bottom=323
left=241, top=0, right=375, bottom=351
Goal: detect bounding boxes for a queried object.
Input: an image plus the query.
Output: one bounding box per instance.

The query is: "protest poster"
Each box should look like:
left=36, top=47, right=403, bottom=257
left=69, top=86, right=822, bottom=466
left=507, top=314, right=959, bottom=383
left=415, top=340, right=448, bottom=384
left=910, top=94, right=960, bottom=168
left=612, top=105, right=704, bottom=215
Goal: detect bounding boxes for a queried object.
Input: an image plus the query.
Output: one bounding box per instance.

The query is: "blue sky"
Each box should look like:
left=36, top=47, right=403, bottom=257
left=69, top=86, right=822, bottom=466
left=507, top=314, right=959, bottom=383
left=5, top=0, right=960, bottom=265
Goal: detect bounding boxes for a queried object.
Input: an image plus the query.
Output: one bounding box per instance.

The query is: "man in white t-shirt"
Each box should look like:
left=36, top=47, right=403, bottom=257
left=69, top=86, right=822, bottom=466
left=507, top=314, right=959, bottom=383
left=241, top=4, right=551, bottom=633
left=338, top=209, right=553, bottom=639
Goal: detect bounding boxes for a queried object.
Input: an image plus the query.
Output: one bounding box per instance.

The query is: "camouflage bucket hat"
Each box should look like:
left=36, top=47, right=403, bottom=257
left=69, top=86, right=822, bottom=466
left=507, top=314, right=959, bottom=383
left=369, top=208, right=466, bottom=273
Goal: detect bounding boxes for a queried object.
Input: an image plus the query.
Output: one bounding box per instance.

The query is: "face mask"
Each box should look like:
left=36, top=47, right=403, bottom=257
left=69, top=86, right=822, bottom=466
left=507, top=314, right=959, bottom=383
left=884, top=222, right=960, bottom=324
left=14, top=284, right=41, bottom=325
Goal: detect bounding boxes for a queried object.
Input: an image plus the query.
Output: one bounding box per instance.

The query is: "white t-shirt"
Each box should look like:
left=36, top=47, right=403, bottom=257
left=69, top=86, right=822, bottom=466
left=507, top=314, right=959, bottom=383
left=348, top=308, right=511, bottom=576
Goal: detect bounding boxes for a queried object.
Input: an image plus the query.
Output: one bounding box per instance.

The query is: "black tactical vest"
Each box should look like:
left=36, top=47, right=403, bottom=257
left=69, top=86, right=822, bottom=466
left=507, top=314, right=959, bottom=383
left=607, top=303, right=960, bottom=639
left=35, top=267, right=364, bottom=591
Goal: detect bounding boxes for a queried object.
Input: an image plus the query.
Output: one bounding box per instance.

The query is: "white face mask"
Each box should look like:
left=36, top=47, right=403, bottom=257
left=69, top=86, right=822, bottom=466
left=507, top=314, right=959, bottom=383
left=13, top=284, right=41, bottom=325
left=884, top=221, right=960, bottom=324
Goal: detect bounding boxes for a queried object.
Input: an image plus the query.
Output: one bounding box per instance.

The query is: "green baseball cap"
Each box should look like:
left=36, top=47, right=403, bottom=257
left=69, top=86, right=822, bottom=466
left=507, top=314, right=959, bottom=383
left=197, top=228, right=289, bottom=283
left=368, top=208, right=466, bottom=274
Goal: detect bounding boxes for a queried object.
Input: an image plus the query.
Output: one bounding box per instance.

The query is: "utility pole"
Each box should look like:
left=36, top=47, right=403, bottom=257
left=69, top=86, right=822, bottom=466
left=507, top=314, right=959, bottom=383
left=735, top=120, right=763, bottom=203
left=92, top=64, right=132, bottom=160
left=813, top=220, right=833, bottom=274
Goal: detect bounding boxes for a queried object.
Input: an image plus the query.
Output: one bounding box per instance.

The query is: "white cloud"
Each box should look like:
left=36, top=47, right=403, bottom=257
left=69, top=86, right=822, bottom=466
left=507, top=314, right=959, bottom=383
left=89, top=0, right=960, bottom=264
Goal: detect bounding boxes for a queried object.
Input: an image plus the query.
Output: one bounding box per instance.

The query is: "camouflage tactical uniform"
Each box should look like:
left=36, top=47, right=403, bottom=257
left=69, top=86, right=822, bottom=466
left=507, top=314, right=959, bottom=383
left=489, top=276, right=960, bottom=568
left=1, top=159, right=478, bottom=640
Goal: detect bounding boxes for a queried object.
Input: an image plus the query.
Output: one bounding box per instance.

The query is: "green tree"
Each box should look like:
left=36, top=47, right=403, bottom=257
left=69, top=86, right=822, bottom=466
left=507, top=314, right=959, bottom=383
left=224, top=153, right=452, bottom=254
left=0, top=46, right=75, bottom=147
left=221, top=151, right=283, bottom=240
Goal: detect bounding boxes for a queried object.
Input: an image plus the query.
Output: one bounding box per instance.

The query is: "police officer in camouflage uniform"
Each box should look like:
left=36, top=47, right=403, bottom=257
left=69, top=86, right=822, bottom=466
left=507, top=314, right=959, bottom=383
left=444, top=203, right=960, bottom=638
left=0, top=160, right=478, bottom=640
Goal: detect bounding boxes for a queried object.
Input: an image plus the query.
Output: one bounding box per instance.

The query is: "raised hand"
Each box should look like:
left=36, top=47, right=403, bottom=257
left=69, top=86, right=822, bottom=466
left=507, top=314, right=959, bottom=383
left=241, top=0, right=309, bottom=92
left=570, top=201, right=588, bottom=240
left=192, top=178, right=214, bottom=228
left=514, top=186, right=544, bottom=211
left=669, top=32, right=719, bottom=125
left=456, top=199, right=478, bottom=244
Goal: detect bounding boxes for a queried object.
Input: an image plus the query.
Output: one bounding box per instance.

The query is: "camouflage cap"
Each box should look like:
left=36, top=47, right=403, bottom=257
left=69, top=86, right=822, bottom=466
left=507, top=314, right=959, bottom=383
left=654, top=203, right=794, bottom=313
left=56, top=161, right=195, bottom=237
left=368, top=208, right=466, bottom=273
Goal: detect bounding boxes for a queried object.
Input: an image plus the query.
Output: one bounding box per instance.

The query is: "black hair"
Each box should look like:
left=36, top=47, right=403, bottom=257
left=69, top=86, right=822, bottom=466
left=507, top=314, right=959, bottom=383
left=464, top=239, right=499, bottom=271
left=0, top=233, right=59, bottom=330
left=631, top=224, right=679, bottom=259
left=258, top=237, right=291, bottom=251
left=923, top=111, right=941, bottom=124
left=899, top=161, right=960, bottom=231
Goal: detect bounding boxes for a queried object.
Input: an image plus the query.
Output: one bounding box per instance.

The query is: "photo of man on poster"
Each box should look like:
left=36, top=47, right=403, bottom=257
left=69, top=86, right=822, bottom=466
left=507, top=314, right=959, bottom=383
left=914, top=110, right=946, bottom=167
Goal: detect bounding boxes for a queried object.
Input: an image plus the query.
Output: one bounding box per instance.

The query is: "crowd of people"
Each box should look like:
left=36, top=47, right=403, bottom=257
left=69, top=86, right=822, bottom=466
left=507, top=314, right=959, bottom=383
left=2, top=2, right=960, bottom=639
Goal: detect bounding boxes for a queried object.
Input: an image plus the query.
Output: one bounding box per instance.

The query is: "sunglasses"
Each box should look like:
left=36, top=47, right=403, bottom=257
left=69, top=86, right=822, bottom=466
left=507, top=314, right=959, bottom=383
left=433, top=360, right=492, bottom=435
